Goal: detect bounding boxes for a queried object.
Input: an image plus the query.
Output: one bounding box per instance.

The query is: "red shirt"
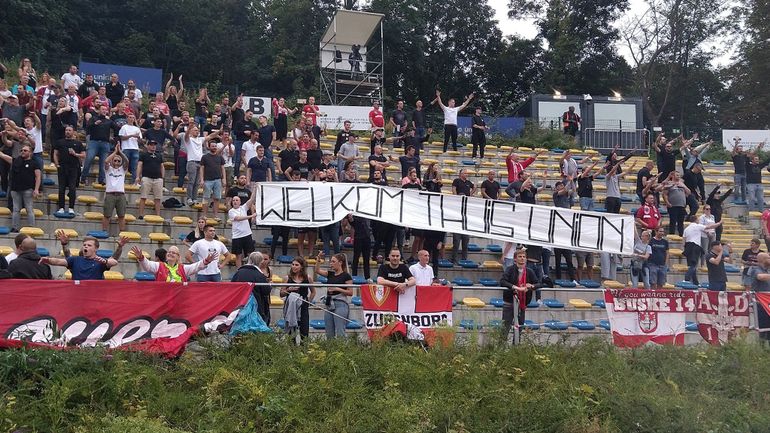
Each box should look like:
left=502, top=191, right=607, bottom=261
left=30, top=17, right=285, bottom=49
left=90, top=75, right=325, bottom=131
left=762, top=210, right=770, bottom=236
left=156, top=101, right=170, bottom=116
left=505, top=155, right=536, bottom=183
left=302, top=104, right=319, bottom=125
left=369, top=108, right=384, bottom=128
left=635, top=203, right=661, bottom=229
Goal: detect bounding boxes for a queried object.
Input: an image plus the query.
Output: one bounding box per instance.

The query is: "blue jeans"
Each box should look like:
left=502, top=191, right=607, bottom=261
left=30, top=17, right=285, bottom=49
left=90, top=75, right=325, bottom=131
left=265, top=147, right=276, bottom=180
left=233, top=140, right=244, bottom=176
left=321, top=222, right=341, bottom=255
left=748, top=183, right=764, bottom=211
left=415, top=127, right=425, bottom=140
left=709, top=281, right=726, bottom=291
left=194, top=115, right=207, bottom=131
left=197, top=273, right=222, bottom=282
left=734, top=173, right=746, bottom=202
left=81, top=139, right=110, bottom=184
left=579, top=197, right=594, bottom=211
left=630, top=263, right=650, bottom=289
left=324, top=299, right=349, bottom=339
left=33, top=153, right=44, bottom=172
left=123, top=149, right=139, bottom=183
left=10, top=189, right=34, bottom=229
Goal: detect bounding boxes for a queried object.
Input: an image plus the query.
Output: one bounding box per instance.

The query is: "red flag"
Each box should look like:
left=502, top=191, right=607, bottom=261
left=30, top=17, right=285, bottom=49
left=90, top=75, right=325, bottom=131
left=695, top=290, right=750, bottom=345
left=604, top=289, right=693, bottom=347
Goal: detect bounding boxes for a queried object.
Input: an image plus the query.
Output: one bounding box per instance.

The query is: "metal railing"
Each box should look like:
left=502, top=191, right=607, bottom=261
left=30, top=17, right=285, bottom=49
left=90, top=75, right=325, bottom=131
left=583, top=128, right=650, bottom=153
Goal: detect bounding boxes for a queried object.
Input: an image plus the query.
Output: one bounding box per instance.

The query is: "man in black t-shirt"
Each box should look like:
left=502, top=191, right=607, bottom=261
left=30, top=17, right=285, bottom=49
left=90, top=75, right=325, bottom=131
left=257, top=115, right=277, bottom=179
left=334, top=121, right=353, bottom=156
left=376, top=248, right=416, bottom=294
left=136, top=140, right=165, bottom=216
left=307, top=139, right=323, bottom=172
left=389, top=100, right=408, bottom=148
left=706, top=241, right=732, bottom=292
left=233, top=110, right=256, bottom=175
left=368, top=145, right=390, bottom=182
left=286, top=150, right=312, bottom=180
left=370, top=128, right=387, bottom=154
left=53, top=125, right=85, bottom=214
left=227, top=175, right=252, bottom=203
left=451, top=169, right=476, bottom=263
left=277, top=140, right=299, bottom=180
left=391, top=145, right=420, bottom=179
left=411, top=100, right=427, bottom=138
left=0, top=144, right=41, bottom=231
left=480, top=170, right=500, bottom=200
left=199, top=141, right=226, bottom=220
left=145, top=117, right=174, bottom=151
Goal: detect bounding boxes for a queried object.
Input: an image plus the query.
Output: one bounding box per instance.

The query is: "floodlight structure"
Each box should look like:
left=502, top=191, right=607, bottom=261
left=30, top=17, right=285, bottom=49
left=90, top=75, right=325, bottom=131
left=319, top=9, right=385, bottom=105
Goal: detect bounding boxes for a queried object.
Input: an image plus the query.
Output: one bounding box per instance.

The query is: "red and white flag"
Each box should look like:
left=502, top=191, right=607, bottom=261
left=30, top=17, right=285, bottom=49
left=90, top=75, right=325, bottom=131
left=361, top=284, right=452, bottom=341
left=696, top=290, right=750, bottom=345
left=604, top=289, right=694, bottom=347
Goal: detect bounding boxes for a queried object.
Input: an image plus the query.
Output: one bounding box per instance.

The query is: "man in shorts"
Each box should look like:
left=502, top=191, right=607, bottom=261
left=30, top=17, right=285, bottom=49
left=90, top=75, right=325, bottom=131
left=102, top=145, right=128, bottom=231
left=574, top=251, right=594, bottom=282
left=136, top=140, right=165, bottom=217
left=199, top=141, right=226, bottom=221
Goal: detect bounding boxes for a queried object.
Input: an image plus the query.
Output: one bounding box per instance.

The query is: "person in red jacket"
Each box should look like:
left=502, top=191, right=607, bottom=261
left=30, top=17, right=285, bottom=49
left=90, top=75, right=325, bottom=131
left=635, top=193, right=662, bottom=230
left=133, top=245, right=216, bottom=282
left=505, top=148, right=544, bottom=183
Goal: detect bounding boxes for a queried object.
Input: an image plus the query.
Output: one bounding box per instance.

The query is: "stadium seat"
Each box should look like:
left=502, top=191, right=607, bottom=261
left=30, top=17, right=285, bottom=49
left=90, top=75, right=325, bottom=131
left=149, top=233, right=171, bottom=243
left=351, top=296, right=362, bottom=306
left=569, top=299, right=592, bottom=309
left=593, top=299, right=606, bottom=309
left=467, top=243, right=482, bottom=252
left=458, top=259, right=478, bottom=269
left=460, top=319, right=482, bottom=330
left=0, top=246, right=12, bottom=256
left=438, top=259, right=454, bottom=268
left=275, top=319, right=286, bottom=329
left=128, top=249, right=149, bottom=260
left=262, top=237, right=272, bottom=245
left=727, top=282, right=743, bottom=291
left=675, top=281, right=698, bottom=290
left=277, top=255, right=293, bottom=264
left=144, top=215, right=165, bottom=224
left=346, top=320, right=363, bottom=330
left=119, top=231, right=142, bottom=241
left=271, top=275, right=283, bottom=283
left=0, top=226, right=9, bottom=235
left=134, top=272, right=156, bottom=281
left=672, top=264, right=688, bottom=272
left=603, top=280, right=624, bottom=289
left=598, top=320, right=611, bottom=330
left=669, top=248, right=683, bottom=257
left=55, top=228, right=78, bottom=238
left=104, top=271, right=124, bottom=280
left=310, top=320, right=325, bottom=330
left=527, top=300, right=539, bottom=308
left=522, top=320, right=540, bottom=330
left=579, top=279, right=601, bottom=288
left=36, top=247, right=50, bottom=257
left=699, top=282, right=710, bottom=289
left=479, top=278, right=498, bottom=287
left=488, top=319, right=502, bottom=328
left=462, top=297, right=485, bottom=308
left=452, top=277, right=472, bottom=286
left=724, top=264, right=740, bottom=273
left=20, top=209, right=43, bottom=218
left=543, top=298, right=565, bottom=308
left=86, top=230, right=109, bottom=239
left=486, top=244, right=502, bottom=252
left=544, top=320, right=569, bottom=330
left=53, top=210, right=76, bottom=219
left=270, top=296, right=284, bottom=306
left=42, top=178, right=55, bottom=186
left=685, top=321, right=698, bottom=332
left=316, top=275, right=327, bottom=284
left=482, top=260, right=503, bottom=270
left=83, top=211, right=104, bottom=221
left=96, top=249, right=113, bottom=259
left=63, top=270, right=71, bottom=280
left=352, top=275, right=367, bottom=285
left=0, top=207, right=9, bottom=216
left=489, top=298, right=504, bottom=308
left=172, top=216, right=193, bottom=225
left=668, top=235, right=683, bottom=242
left=19, top=227, right=44, bottom=238
left=571, top=320, right=596, bottom=331
left=77, top=195, right=98, bottom=204
left=555, top=279, right=577, bottom=288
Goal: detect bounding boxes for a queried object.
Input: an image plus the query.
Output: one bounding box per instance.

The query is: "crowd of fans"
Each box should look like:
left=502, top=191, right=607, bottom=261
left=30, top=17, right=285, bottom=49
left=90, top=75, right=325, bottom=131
left=1, top=59, right=769, bottom=341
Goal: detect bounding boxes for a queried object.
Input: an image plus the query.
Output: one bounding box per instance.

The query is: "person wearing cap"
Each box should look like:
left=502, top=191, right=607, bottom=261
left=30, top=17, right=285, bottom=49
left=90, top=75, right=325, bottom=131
left=135, top=140, right=165, bottom=216
left=102, top=144, right=128, bottom=231
left=1, top=94, right=25, bottom=126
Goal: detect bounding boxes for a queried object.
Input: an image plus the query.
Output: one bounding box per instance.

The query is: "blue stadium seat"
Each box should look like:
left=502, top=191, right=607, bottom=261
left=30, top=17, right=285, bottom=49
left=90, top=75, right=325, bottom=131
left=438, top=259, right=454, bottom=268
left=54, top=210, right=75, bottom=219
left=96, top=249, right=113, bottom=259
left=346, top=320, right=363, bottom=330
left=452, top=277, right=472, bottom=286
left=724, top=264, right=740, bottom=273
left=629, top=208, right=638, bottom=215
left=276, top=319, right=286, bottom=328
left=458, top=259, right=479, bottom=269
left=262, top=237, right=272, bottom=245
left=460, top=319, right=482, bottom=330
left=551, top=148, right=564, bottom=154
left=87, top=230, right=110, bottom=239
left=452, top=299, right=458, bottom=307
left=675, top=281, right=698, bottom=290
left=544, top=320, right=569, bottom=330
left=277, top=255, right=293, bottom=264
left=527, top=300, right=540, bottom=308
left=543, top=298, right=565, bottom=308
left=500, top=181, right=509, bottom=188
left=0, top=226, right=9, bottom=235
left=710, top=160, right=725, bottom=165
left=36, top=247, right=50, bottom=257
left=488, top=319, right=502, bottom=328
left=592, top=299, right=606, bottom=309
left=489, top=297, right=505, bottom=308
left=699, top=282, right=710, bottom=289
left=522, top=320, right=540, bottom=330
left=310, top=320, right=326, bottom=330
left=733, top=199, right=747, bottom=205
left=461, top=160, right=476, bottom=166
left=486, top=244, right=502, bottom=253
left=479, top=278, right=498, bottom=287
left=467, top=243, right=482, bottom=252
left=580, top=279, right=601, bottom=288
left=594, top=175, right=606, bottom=180
left=620, top=195, right=635, bottom=203
left=351, top=296, right=362, bottom=306
left=593, top=208, right=607, bottom=213
left=598, top=319, right=611, bottom=330
left=177, top=233, right=186, bottom=241
left=555, top=279, right=577, bottom=288
left=0, top=191, right=6, bottom=198
left=658, top=207, right=668, bottom=215
left=134, top=272, right=156, bottom=281
left=316, top=275, right=328, bottom=284
left=352, top=275, right=367, bottom=285
left=571, top=320, right=596, bottom=331
left=685, top=321, right=698, bottom=332
left=42, top=178, right=55, bottom=186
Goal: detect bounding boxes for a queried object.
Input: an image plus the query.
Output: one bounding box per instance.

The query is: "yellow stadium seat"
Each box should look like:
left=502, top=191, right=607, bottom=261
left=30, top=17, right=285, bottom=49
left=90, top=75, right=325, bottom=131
left=431, top=141, right=443, bottom=146
left=191, top=203, right=203, bottom=210
left=44, top=164, right=57, bottom=174
left=668, top=235, right=683, bottom=242
left=149, top=232, right=171, bottom=242
left=63, top=270, right=72, bottom=280
left=47, top=193, right=58, bottom=202
left=669, top=248, right=683, bottom=257
left=54, top=228, right=78, bottom=238
left=0, top=246, right=12, bottom=256
left=91, top=183, right=105, bottom=190
left=447, top=151, right=461, bottom=157
left=83, top=211, right=104, bottom=220
left=442, top=168, right=457, bottom=175
left=444, top=244, right=453, bottom=251
left=143, top=215, right=165, bottom=224
left=270, top=295, right=285, bottom=306
left=173, top=187, right=186, bottom=195
left=104, top=271, right=124, bottom=281
left=20, top=209, right=43, bottom=217
left=77, top=195, right=98, bottom=204
left=325, top=135, right=337, bottom=140
left=59, top=247, right=80, bottom=256
left=430, top=150, right=443, bottom=155
left=124, top=184, right=140, bottom=191
left=517, top=146, right=531, bottom=151
left=483, top=261, right=503, bottom=269
left=727, top=282, right=743, bottom=291
left=124, top=214, right=136, bottom=222
left=306, top=258, right=317, bottom=265
left=20, top=227, right=44, bottom=237
left=205, top=218, right=220, bottom=226
left=480, top=161, right=495, bottom=167
left=749, top=211, right=763, bottom=218
left=172, top=216, right=193, bottom=225
left=462, top=297, right=486, bottom=307
left=0, top=207, right=9, bottom=216
left=603, top=280, right=625, bottom=289
left=128, top=249, right=149, bottom=260
left=444, top=159, right=458, bottom=166
left=569, top=299, right=592, bottom=309
left=672, top=264, right=688, bottom=272
left=500, top=146, right=513, bottom=151
left=271, top=275, right=284, bottom=283
left=119, top=231, right=142, bottom=241
left=163, top=161, right=175, bottom=169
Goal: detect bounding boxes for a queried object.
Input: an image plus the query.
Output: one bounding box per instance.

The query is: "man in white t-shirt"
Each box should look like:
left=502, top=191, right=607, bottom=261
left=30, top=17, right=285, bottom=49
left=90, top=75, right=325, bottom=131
left=408, top=250, right=435, bottom=286
left=21, top=113, right=44, bottom=169
left=102, top=145, right=128, bottom=231
left=183, top=125, right=220, bottom=206
left=217, top=130, right=236, bottom=185
left=240, top=132, right=260, bottom=174
left=60, top=65, right=83, bottom=91
left=186, top=224, right=230, bottom=282
left=118, top=112, right=142, bottom=183
left=682, top=215, right=722, bottom=285
left=6, top=233, right=30, bottom=264
left=124, top=80, right=143, bottom=103
left=228, top=184, right=257, bottom=267
left=434, top=89, right=474, bottom=152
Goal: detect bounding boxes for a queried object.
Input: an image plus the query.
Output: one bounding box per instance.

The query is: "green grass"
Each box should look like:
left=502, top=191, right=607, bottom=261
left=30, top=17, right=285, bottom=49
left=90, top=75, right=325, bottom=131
left=2, top=335, right=770, bottom=432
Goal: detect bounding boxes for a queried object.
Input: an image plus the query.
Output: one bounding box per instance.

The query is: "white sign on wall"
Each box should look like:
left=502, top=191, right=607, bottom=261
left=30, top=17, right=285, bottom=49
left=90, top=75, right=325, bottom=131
left=317, top=105, right=372, bottom=131
left=721, top=130, right=770, bottom=151
left=241, top=97, right=273, bottom=118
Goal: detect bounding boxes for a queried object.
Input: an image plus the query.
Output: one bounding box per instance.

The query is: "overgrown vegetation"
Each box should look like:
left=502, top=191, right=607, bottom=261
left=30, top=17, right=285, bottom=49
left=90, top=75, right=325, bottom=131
left=1, top=335, right=769, bottom=433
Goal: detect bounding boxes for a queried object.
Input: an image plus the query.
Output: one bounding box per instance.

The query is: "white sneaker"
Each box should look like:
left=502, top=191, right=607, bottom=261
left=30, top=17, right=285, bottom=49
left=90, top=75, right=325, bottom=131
left=68, top=208, right=75, bottom=215
left=186, top=198, right=193, bottom=206
left=57, top=208, right=65, bottom=214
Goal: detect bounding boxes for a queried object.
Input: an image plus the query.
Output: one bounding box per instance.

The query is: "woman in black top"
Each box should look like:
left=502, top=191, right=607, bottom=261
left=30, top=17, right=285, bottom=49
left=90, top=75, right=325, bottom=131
left=314, top=252, right=353, bottom=339
left=281, top=256, right=315, bottom=338
left=471, top=106, right=487, bottom=158
left=423, top=162, right=443, bottom=193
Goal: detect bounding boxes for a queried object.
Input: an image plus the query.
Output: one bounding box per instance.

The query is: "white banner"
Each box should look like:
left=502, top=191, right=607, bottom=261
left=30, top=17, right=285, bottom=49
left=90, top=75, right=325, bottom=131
left=721, top=129, right=770, bottom=151
left=317, top=105, right=372, bottom=131
left=253, top=182, right=635, bottom=255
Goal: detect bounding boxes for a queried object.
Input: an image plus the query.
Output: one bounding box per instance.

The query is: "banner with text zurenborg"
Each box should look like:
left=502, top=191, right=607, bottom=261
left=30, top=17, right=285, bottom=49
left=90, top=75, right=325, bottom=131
left=253, top=182, right=634, bottom=255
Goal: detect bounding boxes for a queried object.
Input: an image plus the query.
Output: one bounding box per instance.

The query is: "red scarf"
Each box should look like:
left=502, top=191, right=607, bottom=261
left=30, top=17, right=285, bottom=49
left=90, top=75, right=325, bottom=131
left=517, top=266, right=527, bottom=310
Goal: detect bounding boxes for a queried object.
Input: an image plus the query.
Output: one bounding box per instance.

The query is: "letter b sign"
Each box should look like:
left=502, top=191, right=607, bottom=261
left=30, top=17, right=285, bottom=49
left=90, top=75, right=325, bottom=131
left=243, top=97, right=272, bottom=117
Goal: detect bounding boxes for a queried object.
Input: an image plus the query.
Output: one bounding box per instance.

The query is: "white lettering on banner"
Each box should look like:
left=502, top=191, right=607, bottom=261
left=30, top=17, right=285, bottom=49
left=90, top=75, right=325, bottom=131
left=242, top=97, right=272, bottom=117
left=363, top=311, right=452, bottom=328
left=254, top=182, right=635, bottom=255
